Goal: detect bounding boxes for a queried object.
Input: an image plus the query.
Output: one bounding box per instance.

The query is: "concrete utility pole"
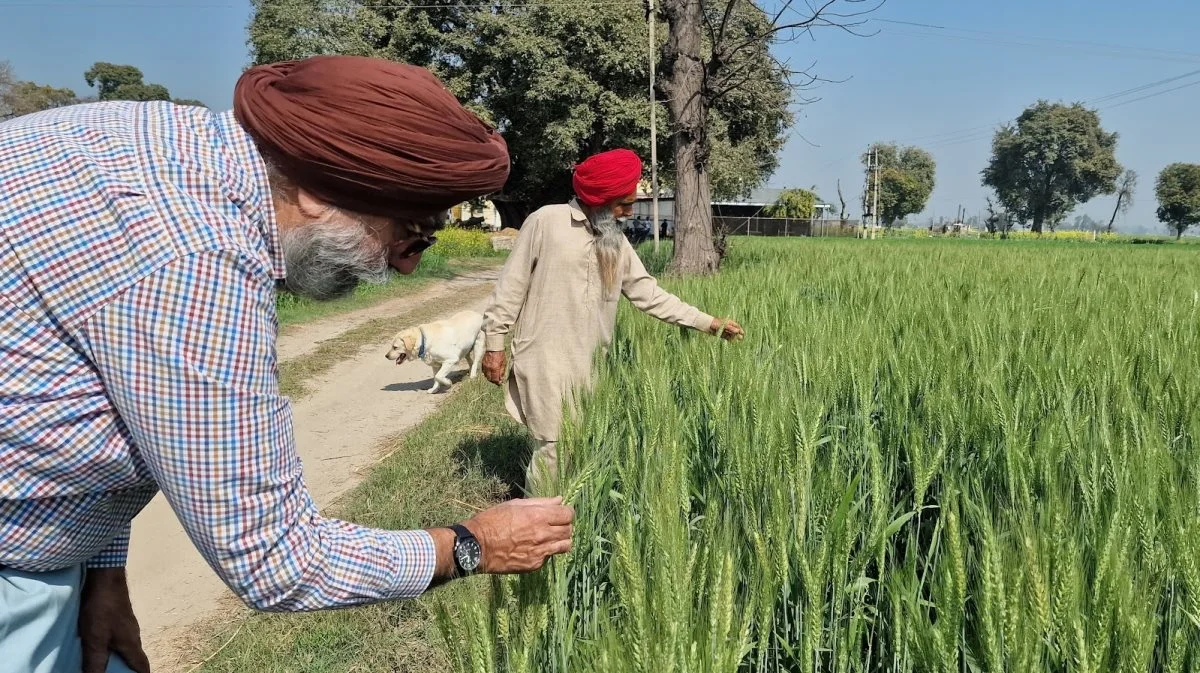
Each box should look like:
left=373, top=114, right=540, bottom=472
left=647, top=0, right=660, bottom=252
left=871, top=147, right=881, bottom=239
left=862, top=146, right=872, bottom=239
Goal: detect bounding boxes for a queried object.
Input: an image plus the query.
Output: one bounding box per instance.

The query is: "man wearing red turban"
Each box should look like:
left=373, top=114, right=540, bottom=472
left=0, top=55, right=573, bottom=673
left=481, top=149, right=745, bottom=490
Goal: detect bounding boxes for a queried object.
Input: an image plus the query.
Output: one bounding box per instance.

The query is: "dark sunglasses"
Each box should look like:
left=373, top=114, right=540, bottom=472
left=389, top=235, right=438, bottom=261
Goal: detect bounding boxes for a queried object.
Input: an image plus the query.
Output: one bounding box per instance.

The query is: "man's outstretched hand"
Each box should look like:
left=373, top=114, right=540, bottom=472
left=469, top=497, right=574, bottom=573
left=80, top=568, right=152, bottom=673
left=709, top=318, right=745, bottom=342
left=427, top=497, right=573, bottom=578
left=482, top=351, right=507, bottom=385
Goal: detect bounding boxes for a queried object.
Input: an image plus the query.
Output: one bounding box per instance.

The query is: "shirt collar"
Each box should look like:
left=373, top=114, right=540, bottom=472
left=214, top=110, right=286, bottom=281
left=568, top=198, right=589, bottom=223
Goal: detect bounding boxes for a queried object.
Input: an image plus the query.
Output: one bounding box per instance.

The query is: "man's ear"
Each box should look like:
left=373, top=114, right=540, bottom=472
left=296, top=188, right=332, bottom=219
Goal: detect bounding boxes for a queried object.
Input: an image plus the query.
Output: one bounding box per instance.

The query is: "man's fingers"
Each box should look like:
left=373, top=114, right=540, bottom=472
left=545, top=538, right=574, bottom=556
left=81, top=643, right=110, bottom=673
left=541, top=505, right=575, bottom=526
left=114, top=639, right=153, bottom=673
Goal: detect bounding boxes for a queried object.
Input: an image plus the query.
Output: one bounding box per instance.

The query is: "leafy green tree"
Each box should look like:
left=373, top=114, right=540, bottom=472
left=982, top=101, right=1121, bottom=234
left=83, top=62, right=181, bottom=103
left=861, top=142, right=936, bottom=227
left=1154, top=163, right=1200, bottom=240
left=1, top=62, right=78, bottom=119
left=172, top=98, right=208, bottom=108
left=765, top=187, right=818, bottom=219
left=84, top=62, right=145, bottom=100
left=246, top=0, right=793, bottom=235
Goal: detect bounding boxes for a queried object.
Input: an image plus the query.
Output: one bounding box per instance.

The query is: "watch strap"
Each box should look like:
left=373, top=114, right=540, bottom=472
left=449, top=523, right=475, bottom=542
left=449, top=524, right=478, bottom=576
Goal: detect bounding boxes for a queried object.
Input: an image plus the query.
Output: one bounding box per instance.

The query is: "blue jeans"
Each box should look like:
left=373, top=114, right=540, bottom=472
left=0, top=565, right=137, bottom=673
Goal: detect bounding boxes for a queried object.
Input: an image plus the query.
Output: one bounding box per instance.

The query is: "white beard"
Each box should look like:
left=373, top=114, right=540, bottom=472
left=589, top=208, right=626, bottom=296
left=281, top=215, right=388, bottom=300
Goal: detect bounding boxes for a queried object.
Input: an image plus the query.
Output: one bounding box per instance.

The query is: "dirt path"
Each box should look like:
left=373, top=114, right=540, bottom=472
left=127, top=268, right=500, bottom=671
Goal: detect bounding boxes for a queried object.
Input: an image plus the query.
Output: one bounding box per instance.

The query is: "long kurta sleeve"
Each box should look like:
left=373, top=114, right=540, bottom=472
left=621, top=241, right=715, bottom=332
left=482, top=214, right=543, bottom=352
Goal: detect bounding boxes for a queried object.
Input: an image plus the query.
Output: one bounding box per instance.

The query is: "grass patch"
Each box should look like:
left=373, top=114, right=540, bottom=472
left=193, top=378, right=530, bottom=673
left=278, top=281, right=496, bottom=399
left=428, top=227, right=508, bottom=259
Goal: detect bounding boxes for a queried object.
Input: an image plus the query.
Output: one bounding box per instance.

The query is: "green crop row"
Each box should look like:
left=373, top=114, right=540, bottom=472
left=442, top=238, right=1200, bottom=673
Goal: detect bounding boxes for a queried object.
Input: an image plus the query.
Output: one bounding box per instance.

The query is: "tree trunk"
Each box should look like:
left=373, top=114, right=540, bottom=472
left=1107, top=194, right=1124, bottom=233
left=1031, top=214, right=1044, bottom=235
left=494, top=199, right=532, bottom=231
left=662, top=0, right=718, bottom=275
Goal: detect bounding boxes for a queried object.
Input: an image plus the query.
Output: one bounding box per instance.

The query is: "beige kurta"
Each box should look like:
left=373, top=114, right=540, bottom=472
left=482, top=201, right=714, bottom=442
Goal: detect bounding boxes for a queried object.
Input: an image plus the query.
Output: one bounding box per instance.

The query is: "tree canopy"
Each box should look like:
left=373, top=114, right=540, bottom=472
left=83, top=62, right=192, bottom=104
left=2, top=60, right=202, bottom=120
left=765, top=187, right=819, bottom=219
left=247, top=0, right=792, bottom=226
left=1, top=60, right=77, bottom=119
left=1154, top=163, right=1200, bottom=240
left=982, top=101, right=1121, bottom=234
left=862, top=142, right=936, bottom=227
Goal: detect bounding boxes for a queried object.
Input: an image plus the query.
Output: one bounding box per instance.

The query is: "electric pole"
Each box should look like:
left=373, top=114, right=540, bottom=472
left=647, top=0, right=660, bottom=252
left=871, top=147, right=880, bottom=239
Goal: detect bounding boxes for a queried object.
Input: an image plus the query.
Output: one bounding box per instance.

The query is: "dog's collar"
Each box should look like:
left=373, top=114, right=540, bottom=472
left=417, top=328, right=428, bottom=360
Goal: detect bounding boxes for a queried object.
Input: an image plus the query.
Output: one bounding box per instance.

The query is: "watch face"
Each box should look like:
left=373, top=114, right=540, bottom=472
left=455, top=537, right=483, bottom=572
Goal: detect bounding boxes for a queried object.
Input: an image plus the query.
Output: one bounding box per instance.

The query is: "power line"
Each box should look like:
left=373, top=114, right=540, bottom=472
left=883, top=29, right=1200, bottom=65
left=894, top=67, right=1200, bottom=149
left=873, top=17, right=1200, bottom=62
left=1101, top=77, right=1200, bottom=109
left=1089, top=68, right=1200, bottom=104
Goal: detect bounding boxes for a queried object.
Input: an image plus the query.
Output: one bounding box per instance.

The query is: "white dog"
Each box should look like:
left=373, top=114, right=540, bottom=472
left=385, top=310, right=486, bottom=394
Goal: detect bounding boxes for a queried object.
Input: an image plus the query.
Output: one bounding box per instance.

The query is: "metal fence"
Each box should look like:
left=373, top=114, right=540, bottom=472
left=714, top=216, right=863, bottom=238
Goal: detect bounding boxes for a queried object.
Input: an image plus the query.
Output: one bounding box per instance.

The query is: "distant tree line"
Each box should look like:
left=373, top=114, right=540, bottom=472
left=980, top=100, right=1197, bottom=240
left=1, top=60, right=205, bottom=121
left=844, top=99, right=1198, bottom=240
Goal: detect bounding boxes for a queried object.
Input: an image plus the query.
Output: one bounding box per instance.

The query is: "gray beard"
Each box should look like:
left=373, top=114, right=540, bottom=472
left=281, top=219, right=389, bottom=301
left=589, top=208, right=626, bottom=296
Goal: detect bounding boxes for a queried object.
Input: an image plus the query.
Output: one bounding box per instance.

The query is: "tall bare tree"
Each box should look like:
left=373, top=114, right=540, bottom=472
left=1107, top=169, right=1137, bottom=233
left=658, top=0, right=879, bottom=274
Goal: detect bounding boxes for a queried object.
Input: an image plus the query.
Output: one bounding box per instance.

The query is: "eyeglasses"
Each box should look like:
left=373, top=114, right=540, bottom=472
left=389, top=235, right=437, bottom=263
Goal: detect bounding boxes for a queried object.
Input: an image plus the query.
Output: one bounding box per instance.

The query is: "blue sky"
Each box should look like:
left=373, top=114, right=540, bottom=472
left=3, top=0, right=1198, bottom=232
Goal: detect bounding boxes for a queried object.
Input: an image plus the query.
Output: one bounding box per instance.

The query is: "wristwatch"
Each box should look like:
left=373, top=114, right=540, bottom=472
left=449, top=524, right=483, bottom=576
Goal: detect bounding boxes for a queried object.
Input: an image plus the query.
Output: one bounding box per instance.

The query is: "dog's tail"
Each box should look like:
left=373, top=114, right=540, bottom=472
left=469, top=330, right=486, bottom=377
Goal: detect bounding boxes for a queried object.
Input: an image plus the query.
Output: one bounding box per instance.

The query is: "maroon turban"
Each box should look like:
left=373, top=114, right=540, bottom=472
left=233, top=55, right=510, bottom=219
left=573, top=149, right=643, bottom=208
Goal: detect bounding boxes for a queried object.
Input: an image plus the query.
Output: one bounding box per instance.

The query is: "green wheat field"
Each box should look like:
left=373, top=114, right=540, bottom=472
left=441, top=238, right=1200, bottom=673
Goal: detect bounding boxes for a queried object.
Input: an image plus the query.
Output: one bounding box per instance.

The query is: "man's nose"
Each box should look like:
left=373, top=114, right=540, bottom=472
left=391, top=252, right=423, bottom=275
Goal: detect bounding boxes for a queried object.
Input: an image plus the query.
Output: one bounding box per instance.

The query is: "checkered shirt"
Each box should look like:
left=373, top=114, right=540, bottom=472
left=0, top=102, right=435, bottom=611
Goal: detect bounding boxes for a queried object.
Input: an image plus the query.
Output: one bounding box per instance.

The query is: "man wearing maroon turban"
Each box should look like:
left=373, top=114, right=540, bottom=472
left=481, top=149, right=745, bottom=490
left=0, top=55, right=572, bottom=673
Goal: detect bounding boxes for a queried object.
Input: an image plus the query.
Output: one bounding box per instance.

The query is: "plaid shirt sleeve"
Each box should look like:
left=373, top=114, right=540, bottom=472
left=86, top=524, right=131, bottom=569
left=77, top=249, right=436, bottom=611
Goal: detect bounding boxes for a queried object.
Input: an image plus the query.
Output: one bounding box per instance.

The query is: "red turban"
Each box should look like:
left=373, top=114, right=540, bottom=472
left=233, top=55, right=510, bottom=219
left=572, top=149, right=643, bottom=208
